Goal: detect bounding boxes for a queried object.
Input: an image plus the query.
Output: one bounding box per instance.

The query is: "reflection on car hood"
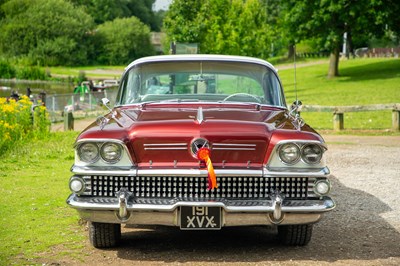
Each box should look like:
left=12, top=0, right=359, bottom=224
left=78, top=103, right=318, bottom=168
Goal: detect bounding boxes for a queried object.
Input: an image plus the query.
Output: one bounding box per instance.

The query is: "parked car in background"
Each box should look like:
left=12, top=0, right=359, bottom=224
left=67, top=55, right=335, bottom=248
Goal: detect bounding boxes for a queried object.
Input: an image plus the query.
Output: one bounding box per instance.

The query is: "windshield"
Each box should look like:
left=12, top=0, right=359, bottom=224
left=116, top=60, right=286, bottom=107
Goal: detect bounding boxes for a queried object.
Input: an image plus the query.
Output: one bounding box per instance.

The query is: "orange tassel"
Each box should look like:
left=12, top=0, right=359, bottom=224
left=197, top=148, right=218, bottom=190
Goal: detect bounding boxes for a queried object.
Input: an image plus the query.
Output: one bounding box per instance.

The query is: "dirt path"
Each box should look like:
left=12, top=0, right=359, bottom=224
left=49, top=119, right=400, bottom=265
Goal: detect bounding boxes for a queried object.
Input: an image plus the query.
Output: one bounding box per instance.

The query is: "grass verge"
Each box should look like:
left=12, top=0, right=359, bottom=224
left=0, top=132, right=86, bottom=265
left=277, top=58, right=400, bottom=130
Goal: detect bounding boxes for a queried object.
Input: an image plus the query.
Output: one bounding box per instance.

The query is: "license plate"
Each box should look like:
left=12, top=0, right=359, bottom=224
left=180, top=206, right=221, bottom=230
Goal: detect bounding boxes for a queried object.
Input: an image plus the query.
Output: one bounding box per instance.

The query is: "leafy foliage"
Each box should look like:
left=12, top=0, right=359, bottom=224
left=0, top=59, right=16, bottom=78
left=281, top=0, right=400, bottom=77
left=96, top=17, right=154, bottom=65
left=70, top=0, right=163, bottom=31
left=0, top=0, right=95, bottom=66
left=164, top=0, right=274, bottom=58
left=0, top=96, right=50, bottom=153
left=16, top=66, right=48, bottom=80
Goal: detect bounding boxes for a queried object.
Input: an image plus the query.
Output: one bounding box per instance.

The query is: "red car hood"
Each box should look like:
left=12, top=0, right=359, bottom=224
left=79, top=103, right=319, bottom=169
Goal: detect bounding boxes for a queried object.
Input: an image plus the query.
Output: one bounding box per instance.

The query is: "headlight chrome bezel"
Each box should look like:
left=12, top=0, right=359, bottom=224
left=100, top=142, right=123, bottom=163
left=301, top=143, right=324, bottom=165
left=77, top=142, right=100, bottom=163
left=278, top=143, right=301, bottom=165
left=275, top=140, right=326, bottom=167
left=75, top=139, right=129, bottom=165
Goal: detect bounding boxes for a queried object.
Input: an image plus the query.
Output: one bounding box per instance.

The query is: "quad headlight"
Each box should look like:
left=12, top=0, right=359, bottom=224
left=278, top=143, right=300, bottom=164
left=301, top=144, right=323, bottom=164
left=276, top=142, right=325, bottom=166
left=100, top=142, right=122, bottom=163
left=77, top=141, right=124, bottom=164
left=77, top=142, right=99, bottom=163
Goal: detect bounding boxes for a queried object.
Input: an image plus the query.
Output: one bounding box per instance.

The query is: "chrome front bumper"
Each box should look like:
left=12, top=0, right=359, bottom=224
left=66, top=193, right=335, bottom=226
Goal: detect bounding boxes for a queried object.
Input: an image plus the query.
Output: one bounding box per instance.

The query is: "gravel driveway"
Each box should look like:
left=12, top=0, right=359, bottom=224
left=46, top=133, right=400, bottom=265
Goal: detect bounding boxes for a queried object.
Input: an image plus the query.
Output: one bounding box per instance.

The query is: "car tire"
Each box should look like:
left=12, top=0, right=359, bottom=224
left=89, top=222, right=121, bottom=248
left=277, top=224, right=313, bottom=246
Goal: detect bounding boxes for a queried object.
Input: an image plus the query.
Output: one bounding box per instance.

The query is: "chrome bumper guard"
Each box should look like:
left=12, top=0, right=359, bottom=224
left=67, top=193, right=335, bottom=226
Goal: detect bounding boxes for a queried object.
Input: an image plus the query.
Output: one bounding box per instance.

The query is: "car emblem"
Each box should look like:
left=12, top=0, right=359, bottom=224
left=190, top=138, right=210, bottom=159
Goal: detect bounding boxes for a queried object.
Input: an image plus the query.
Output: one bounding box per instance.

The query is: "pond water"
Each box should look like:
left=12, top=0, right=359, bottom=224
left=0, top=80, right=75, bottom=98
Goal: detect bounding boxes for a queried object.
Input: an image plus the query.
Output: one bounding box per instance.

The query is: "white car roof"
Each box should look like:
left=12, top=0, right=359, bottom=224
left=125, top=54, right=277, bottom=74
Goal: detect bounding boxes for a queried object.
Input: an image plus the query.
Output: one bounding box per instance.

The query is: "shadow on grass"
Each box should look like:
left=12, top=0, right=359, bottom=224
left=338, top=59, right=400, bottom=82
left=111, top=175, right=400, bottom=263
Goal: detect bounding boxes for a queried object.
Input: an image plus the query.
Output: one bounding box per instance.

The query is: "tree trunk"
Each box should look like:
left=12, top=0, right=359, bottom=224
left=328, top=46, right=340, bottom=78
left=287, top=43, right=295, bottom=59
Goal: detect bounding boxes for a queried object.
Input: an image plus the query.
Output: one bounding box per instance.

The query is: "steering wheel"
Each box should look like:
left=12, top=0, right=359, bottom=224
left=223, top=93, right=262, bottom=103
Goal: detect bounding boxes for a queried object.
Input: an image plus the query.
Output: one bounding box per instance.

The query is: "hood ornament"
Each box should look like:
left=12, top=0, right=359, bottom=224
left=196, top=107, right=204, bottom=124
left=97, top=98, right=124, bottom=130
left=289, top=100, right=305, bottom=130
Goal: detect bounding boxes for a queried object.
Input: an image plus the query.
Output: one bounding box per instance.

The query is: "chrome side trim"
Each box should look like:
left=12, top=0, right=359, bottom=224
left=212, top=143, right=256, bottom=151
left=144, top=143, right=187, bottom=150
left=264, top=166, right=330, bottom=177
left=137, top=169, right=263, bottom=176
left=71, top=165, right=138, bottom=176
left=71, top=165, right=328, bottom=178
left=71, top=166, right=263, bottom=176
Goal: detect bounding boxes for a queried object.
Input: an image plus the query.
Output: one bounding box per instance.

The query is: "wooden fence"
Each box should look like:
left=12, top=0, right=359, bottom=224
left=302, top=103, right=400, bottom=131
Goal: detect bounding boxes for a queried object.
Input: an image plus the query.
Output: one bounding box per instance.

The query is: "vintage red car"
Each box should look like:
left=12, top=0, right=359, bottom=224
left=67, top=54, right=335, bottom=248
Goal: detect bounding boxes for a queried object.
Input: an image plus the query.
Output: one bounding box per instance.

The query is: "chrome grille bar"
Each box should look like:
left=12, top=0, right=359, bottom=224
left=87, top=176, right=316, bottom=200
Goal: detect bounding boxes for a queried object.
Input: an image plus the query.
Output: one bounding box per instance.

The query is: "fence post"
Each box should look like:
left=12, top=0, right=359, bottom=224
left=64, top=112, right=74, bottom=131
left=333, top=112, right=344, bottom=131
left=392, top=109, right=400, bottom=131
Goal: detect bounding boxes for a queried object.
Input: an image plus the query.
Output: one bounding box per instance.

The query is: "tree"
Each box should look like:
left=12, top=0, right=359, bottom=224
left=96, top=17, right=155, bottom=65
left=70, top=0, right=162, bottom=31
left=163, top=0, right=204, bottom=43
left=0, top=0, right=95, bottom=66
left=282, top=0, right=399, bottom=78
left=163, top=0, right=274, bottom=58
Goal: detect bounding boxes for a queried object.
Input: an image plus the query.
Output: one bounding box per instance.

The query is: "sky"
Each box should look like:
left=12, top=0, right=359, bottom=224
left=153, top=0, right=173, bottom=11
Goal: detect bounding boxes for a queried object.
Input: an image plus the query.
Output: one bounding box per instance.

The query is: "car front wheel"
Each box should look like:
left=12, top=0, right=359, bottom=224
left=89, top=222, right=121, bottom=248
left=277, top=224, right=313, bottom=246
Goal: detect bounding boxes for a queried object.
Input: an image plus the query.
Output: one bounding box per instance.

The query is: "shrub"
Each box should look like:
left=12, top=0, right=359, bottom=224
left=0, top=96, right=50, bottom=154
left=0, top=60, right=16, bottom=79
left=16, top=66, right=47, bottom=80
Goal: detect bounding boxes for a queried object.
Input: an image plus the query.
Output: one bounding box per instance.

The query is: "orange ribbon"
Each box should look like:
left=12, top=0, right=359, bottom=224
left=197, top=147, right=218, bottom=190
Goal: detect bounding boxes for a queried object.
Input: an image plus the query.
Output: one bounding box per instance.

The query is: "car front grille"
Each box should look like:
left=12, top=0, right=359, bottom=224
left=82, top=176, right=317, bottom=200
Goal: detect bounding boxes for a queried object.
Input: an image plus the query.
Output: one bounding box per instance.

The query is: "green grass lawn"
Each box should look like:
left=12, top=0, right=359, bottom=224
left=277, top=58, right=400, bottom=130
left=48, top=65, right=125, bottom=79
left=0, top=132, right=86, bottom=265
